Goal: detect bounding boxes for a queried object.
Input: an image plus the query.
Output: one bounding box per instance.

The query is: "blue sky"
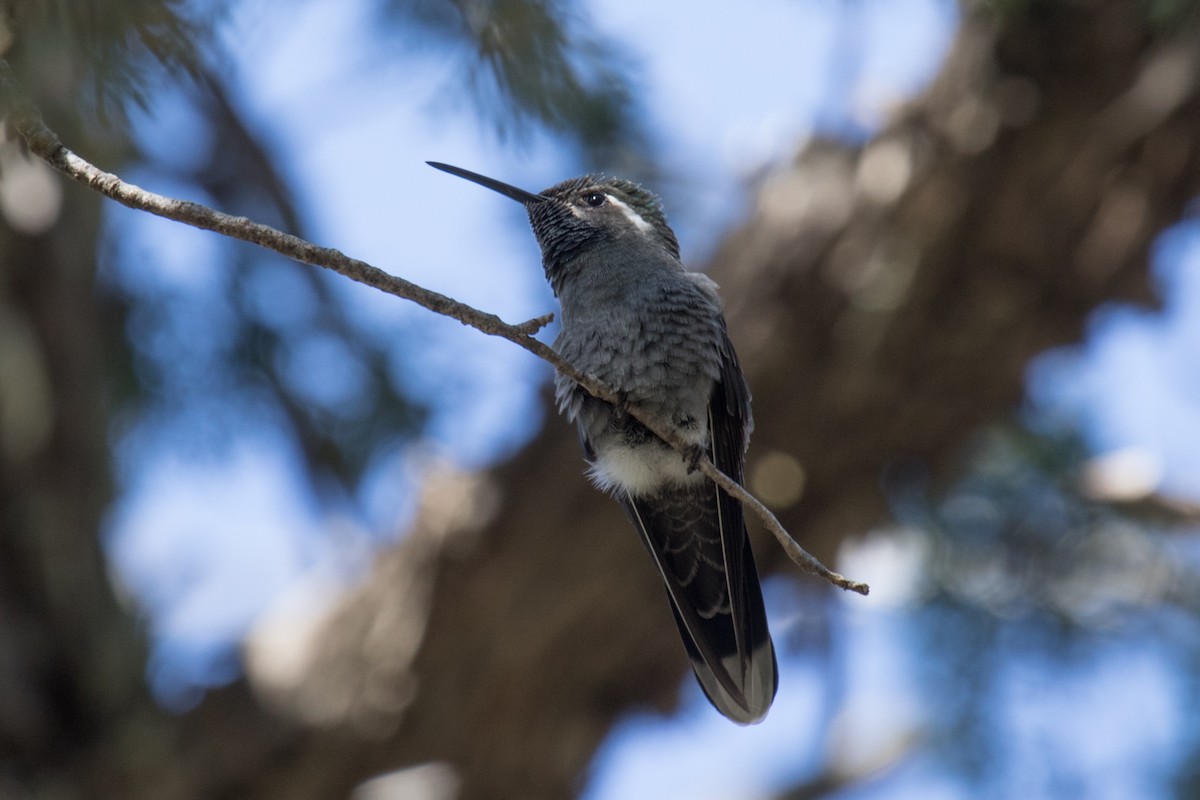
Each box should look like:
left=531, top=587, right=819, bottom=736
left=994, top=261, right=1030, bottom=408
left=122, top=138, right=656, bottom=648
left=1030, top=222, right=1200, bottom=498
left=98, top=0, right=1200, bottom=797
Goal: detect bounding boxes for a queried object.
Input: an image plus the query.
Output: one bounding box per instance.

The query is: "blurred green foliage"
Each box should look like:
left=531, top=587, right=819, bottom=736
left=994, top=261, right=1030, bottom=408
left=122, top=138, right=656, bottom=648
left=1, top=0, right=218, bottom=115
left=377, top=0, right=646, bottom=168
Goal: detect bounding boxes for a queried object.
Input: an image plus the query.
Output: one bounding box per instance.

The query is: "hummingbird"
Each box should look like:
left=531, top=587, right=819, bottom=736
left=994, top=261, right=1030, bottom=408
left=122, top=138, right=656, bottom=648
left=428, top=161, right=777, bottom=724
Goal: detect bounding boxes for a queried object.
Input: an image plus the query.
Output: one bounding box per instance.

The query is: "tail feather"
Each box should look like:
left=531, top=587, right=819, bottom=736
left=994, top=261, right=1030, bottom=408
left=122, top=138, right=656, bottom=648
left=621, top=483, right=777, bottom=724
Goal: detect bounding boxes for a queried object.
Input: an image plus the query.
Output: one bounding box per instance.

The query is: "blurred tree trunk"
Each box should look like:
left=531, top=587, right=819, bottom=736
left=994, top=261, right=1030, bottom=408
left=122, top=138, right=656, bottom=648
left=4, top=1, right=1200, bottom=798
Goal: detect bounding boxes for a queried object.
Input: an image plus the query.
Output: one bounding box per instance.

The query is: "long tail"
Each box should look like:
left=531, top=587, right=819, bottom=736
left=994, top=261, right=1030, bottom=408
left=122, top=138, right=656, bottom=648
left=620, top=482, right=777, bottom=724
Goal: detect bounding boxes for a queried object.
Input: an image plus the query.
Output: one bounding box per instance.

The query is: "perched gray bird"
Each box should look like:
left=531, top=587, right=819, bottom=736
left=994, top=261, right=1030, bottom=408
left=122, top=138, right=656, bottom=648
left=428, top=161, right=777, bottom=724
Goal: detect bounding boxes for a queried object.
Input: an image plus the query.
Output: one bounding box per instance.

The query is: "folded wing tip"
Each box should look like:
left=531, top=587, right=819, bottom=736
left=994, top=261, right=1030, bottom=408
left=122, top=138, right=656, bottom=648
left=688, top=638, right=778, bottom=725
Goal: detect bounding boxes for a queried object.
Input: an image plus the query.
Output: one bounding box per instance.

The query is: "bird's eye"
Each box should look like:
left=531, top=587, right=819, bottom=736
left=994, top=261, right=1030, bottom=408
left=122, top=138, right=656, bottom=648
left=584, top=192, right=606, bottom=207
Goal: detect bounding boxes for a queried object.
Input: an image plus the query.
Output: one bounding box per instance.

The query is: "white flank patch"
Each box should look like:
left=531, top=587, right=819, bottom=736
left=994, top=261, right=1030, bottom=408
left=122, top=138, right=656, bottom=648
left=587, top=441, right=705, bottom=496
left=606, top=195, right=654, bottom=233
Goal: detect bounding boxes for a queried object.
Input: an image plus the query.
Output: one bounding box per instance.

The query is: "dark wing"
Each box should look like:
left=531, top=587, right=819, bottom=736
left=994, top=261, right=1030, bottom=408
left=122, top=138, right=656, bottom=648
left=616, top=325, right=777, bottom=724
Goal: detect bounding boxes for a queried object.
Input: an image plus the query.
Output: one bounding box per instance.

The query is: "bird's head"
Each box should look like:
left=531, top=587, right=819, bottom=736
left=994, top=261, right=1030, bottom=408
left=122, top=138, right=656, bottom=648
left=428, top=162, right=679, bottom=295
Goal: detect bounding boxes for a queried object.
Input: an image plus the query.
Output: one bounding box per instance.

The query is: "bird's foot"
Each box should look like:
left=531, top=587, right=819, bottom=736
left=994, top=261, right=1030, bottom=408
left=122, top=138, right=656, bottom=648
left=613, top=389, right=631, bottom=416
left=683, top=444, right=705, bottom=474
left=609, top=390, right=635, bottom=430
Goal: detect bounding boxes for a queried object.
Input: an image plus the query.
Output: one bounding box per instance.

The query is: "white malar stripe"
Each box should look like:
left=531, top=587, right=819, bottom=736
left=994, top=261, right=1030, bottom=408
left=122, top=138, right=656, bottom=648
left=606, top=195, right=654, bottom=233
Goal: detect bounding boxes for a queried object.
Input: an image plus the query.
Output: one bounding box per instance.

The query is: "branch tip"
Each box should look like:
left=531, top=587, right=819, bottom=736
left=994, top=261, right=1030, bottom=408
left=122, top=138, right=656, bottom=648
left=838, top=577, right=870, bottom=596
left=514, top=312, right=555, bottom=334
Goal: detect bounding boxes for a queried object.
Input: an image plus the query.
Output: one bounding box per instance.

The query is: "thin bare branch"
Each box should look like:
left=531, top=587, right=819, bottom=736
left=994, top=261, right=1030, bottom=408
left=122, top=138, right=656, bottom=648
left=0, top=58, right=867, bottom=595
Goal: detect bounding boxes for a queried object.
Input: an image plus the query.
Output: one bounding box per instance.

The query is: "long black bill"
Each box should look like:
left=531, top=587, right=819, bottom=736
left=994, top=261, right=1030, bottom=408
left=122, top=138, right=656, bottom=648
left=427, top=161, right=546, bottom=205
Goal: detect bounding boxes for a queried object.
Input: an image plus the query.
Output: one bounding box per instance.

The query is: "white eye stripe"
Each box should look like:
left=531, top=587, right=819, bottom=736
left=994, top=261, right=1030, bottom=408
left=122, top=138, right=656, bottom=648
left=604, top=195, right=654, bottom=233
